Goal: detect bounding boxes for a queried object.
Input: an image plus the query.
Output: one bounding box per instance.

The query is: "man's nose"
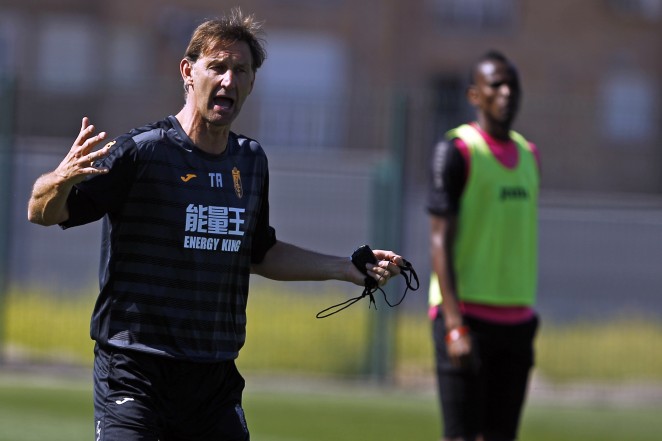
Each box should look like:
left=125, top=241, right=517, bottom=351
left=221, top=70, right=235, bottom=87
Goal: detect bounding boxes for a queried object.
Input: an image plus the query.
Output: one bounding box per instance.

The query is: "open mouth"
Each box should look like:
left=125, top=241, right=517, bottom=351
left=212, top=96, right=234, bottom=111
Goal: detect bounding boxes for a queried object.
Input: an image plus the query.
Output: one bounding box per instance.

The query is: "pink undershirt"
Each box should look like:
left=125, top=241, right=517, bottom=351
left=430, top=123, right=539, bottom=325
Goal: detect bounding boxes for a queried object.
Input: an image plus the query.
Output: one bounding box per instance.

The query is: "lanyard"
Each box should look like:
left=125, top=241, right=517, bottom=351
left=316, top=258, right=420, bottom=319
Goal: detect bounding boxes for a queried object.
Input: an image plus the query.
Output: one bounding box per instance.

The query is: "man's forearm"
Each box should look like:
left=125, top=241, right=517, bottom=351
left=27, top=172, right=72, bottom=226
left=430, top=215, right=464, bottom=330
left=251, top=241, right=349, bottom=282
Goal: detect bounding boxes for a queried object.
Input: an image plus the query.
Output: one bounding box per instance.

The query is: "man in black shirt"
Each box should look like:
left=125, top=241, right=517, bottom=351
left=28, top=9, right=403, bottom=441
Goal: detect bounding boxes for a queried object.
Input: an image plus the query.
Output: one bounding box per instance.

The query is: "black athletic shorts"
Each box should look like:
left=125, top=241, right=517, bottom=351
left=93, top=344, right=249, bottom=441
left=432, top=313, right=539, bottom=441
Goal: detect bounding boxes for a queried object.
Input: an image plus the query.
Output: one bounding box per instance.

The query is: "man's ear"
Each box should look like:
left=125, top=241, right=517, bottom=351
left=467, top=85, right=479, bottom=106
left=247, top=71, right=256, bottom=95
left=180, top=58, right=193, bottom=86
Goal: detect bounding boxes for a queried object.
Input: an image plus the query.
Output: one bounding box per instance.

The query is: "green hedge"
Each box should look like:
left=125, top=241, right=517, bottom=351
left=3, top=285, right=662, bottom=383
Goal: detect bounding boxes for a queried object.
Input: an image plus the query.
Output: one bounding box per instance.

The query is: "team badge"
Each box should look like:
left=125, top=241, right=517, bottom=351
left=232, top=167, right=243, bottom=199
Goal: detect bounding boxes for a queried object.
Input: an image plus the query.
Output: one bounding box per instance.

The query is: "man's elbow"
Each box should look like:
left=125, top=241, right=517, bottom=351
left=27, top=205, right=64, bottom=227
left=27, top=211, right=50, bottom=226
left=27, top=202, right=44, bottom=225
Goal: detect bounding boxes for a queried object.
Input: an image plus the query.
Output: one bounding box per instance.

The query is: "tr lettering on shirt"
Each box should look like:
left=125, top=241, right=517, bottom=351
left=209, top=172, right=223, bottom=188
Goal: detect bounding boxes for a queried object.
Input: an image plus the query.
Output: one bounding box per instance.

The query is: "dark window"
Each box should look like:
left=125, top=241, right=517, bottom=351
left=428, top=0, right=517, bottom=31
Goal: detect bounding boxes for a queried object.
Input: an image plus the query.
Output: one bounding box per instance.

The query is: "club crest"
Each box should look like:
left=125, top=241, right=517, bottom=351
left=232, top=167, right=243, bottom=199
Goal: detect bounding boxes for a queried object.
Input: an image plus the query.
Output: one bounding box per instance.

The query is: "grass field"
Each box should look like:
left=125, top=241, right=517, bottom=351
left=0, top=372, right=660, bottom=441
left=2, top=285, right=662, bottom=440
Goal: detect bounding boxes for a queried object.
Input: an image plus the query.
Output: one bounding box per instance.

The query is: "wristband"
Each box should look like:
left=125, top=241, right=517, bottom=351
left=445, top=325, right=469, bottom=343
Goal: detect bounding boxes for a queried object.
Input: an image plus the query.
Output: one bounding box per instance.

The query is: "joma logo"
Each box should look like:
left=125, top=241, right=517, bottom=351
left=500, top=186, right=528, bottom=200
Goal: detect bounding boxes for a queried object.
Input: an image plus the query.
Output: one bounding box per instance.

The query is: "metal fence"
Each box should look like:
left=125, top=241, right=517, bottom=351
left=2, top=95, right=662, bottom=406
left=6, top=143, right=662, bottom=333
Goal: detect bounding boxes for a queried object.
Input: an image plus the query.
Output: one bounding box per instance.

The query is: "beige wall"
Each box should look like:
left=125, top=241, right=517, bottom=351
left=2, top=0, right=661, bottom=193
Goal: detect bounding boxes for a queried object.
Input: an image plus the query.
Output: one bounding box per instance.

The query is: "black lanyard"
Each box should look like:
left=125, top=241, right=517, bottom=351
left=316, top=259, right=419, bottom=319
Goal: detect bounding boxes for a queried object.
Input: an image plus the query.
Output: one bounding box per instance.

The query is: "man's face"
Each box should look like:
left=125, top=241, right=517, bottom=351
left=469, top=60, right=521, bottom=126
left=187, top=40, right=255, bottom=128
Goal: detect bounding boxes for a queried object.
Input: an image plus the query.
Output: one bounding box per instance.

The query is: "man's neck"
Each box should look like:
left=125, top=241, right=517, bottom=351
left=175, top=108, right=230, bottom=155
left=475, top=117, right=511, bottom=141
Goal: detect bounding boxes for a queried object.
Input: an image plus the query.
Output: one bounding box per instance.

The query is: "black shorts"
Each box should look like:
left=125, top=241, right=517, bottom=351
left=432, top=313, right=539, bottom=441
left=93, top=345, right=249, bottom=441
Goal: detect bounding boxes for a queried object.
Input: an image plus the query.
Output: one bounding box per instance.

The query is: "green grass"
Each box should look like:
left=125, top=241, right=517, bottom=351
left=0, top=375, right=92, bottom=441
left=0, top=373, right=660, bottom=441
left=4, top=284, right=661, bottom=441
left=518, top=404, right=662, bottom=441
left=244, top=388, right=440, bottom=440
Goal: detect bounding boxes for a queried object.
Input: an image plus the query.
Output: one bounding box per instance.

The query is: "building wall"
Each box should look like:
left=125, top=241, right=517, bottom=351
left=1, top=0, right=661, bottom=194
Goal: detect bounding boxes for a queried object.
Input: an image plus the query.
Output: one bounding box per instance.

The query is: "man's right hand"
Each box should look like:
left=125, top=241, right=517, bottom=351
left=446, top=326, right=473, bottom=368
left=53, top=117, right=112, bottom=185
left=27, top=117, right=113, bottom=226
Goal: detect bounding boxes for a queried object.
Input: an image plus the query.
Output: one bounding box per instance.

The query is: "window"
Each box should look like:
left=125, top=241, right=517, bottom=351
left=431, top=74, right=472, bottom=140
left=0, top=12, right=18, bottom=77
left=607, top=0, right=662, bottom=21
left=37, top=15, right=99, bottom=93
left=270, top=0, right=341, bottom=5
left=108, top=26, right=150, bottom=89
left=253, top=32, right=348, bottom=148
left=600, top=67, right=657, bottom=143
left=427, top=0, right=517, bottom=31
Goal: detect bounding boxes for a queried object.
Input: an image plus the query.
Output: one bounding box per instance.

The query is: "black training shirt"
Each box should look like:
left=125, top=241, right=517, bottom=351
left=63, top=116, right=276, bottom=361
left=427, top=138, right=466, bottom=217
